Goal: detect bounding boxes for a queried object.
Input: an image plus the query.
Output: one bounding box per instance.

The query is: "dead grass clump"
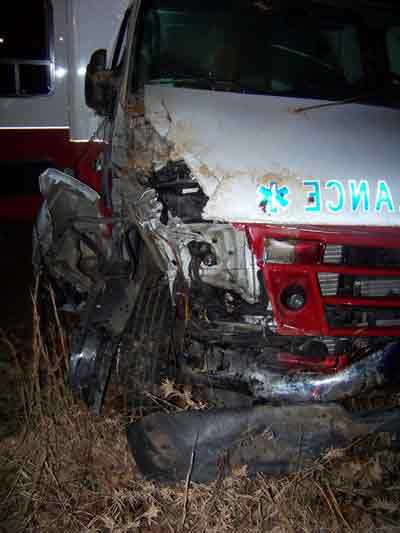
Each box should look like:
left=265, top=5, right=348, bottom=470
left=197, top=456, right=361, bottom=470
left=2, top=417, right=400, bottom=532
left=1, top=278, right=400, bottom=531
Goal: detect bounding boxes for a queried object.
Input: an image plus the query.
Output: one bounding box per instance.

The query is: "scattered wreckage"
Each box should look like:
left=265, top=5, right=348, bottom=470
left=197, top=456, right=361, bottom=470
left=34, top=0, right=400, bottom=482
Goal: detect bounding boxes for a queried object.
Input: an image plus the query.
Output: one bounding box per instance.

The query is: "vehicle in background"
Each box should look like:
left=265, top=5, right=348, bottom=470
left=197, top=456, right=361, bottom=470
left=34, top=0, right=400, bottom=481
left=0, top=0, right=130, bottom=221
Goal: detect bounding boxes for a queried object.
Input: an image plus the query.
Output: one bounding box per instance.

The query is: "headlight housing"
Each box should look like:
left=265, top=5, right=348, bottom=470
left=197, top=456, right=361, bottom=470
left=264, top=238, right=323, bottom=265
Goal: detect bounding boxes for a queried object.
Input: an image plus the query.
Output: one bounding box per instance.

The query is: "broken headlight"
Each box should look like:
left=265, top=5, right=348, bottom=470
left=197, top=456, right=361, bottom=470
left=264, top=239, right=323, bottom=265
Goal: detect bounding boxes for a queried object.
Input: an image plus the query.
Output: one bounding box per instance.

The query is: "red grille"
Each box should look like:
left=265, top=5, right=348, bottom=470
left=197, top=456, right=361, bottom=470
left=243, top=223, right=400, bottom=337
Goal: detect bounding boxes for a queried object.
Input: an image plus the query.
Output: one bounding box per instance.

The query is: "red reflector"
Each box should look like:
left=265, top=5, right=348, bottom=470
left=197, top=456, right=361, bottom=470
left=294, top=241, right=323, bottom=264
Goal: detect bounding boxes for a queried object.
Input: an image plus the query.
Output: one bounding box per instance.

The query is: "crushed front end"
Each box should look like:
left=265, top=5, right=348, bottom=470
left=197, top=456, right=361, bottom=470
left=33, top=0, right=400, bottom=482
left=33, top=162, right=400, bottom=481
left=174, top=221, right=400, bottom=404
left=33, top=146, right=400, bottom=482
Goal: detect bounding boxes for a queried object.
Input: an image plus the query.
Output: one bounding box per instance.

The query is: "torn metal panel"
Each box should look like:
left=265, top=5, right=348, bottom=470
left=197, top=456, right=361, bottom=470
left=144, top=85, right=400, bottom=226
left=39, top=168, right=100, bottom=202
left=120, top=111, right=260, bottom=303
left=127, top=404, right=400, bottom=483
left=33, top=169, right=111, bottom=299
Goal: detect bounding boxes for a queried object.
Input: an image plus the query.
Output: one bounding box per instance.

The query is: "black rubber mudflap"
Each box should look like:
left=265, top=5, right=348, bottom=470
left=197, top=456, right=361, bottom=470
left=127, top=404, right=400, bottom=484
left=117, top=264, right=175, bottom=409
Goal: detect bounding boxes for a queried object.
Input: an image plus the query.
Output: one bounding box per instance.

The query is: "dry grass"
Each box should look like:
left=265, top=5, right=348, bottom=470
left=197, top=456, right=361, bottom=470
left=1, top=280, right=400, bottom=532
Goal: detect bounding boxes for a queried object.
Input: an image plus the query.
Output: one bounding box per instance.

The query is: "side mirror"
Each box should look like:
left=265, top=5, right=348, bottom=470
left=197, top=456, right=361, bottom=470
left=85, top=49, right=115, bottom=116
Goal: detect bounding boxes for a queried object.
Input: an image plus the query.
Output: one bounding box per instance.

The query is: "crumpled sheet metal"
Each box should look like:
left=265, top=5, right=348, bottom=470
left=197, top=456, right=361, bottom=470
left=189, top=341, right=400, bottom=403
left=39, top=168, right=100, bottom=203
left=33, top=168, right=108, bottom=295
left=32, top=168, right=128, bottom=413
left=33, top=169, right=100, bottom=269
left=127, top=403, right=400, bottom=483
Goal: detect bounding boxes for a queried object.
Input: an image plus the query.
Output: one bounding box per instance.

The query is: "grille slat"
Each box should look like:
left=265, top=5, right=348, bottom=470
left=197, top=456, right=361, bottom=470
left=358, top=278, right=400, bottom=298
left=320, top=244, right=400, bottom=299
left=323, top=245, right=343, bottom=264
left=320, top=244, right=400, bottom=332
left=319, top=274, right=400, bottom=298
left=318, top=273, right=340, bottom=296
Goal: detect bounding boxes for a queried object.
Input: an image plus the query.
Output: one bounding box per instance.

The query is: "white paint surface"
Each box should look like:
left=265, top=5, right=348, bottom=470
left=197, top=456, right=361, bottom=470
left=145, top=85, right=400, bottom=226
left=67, top=0, right=132, bottom=140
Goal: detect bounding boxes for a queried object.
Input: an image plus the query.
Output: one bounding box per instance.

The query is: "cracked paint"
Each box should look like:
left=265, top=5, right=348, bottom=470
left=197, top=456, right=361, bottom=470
left=143, top=84, right=400, bottom=226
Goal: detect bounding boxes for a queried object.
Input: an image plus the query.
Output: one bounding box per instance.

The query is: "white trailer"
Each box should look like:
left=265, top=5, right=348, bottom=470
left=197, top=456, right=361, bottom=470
left=0, top=0, right=130, bottom=219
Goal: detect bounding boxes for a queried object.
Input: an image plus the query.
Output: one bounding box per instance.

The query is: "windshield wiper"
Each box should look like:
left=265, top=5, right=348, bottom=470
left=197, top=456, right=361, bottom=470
left=294, top=86, right=399, bottom=113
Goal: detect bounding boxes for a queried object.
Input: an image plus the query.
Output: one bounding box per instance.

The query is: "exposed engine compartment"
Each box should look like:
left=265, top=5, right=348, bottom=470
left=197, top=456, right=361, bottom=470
left=139, top=145, right=400, bottom=364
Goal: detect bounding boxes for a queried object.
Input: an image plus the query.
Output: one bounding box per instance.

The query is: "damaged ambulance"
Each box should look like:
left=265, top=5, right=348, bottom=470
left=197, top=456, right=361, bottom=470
left=34, top=0, right=400, bottom=481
